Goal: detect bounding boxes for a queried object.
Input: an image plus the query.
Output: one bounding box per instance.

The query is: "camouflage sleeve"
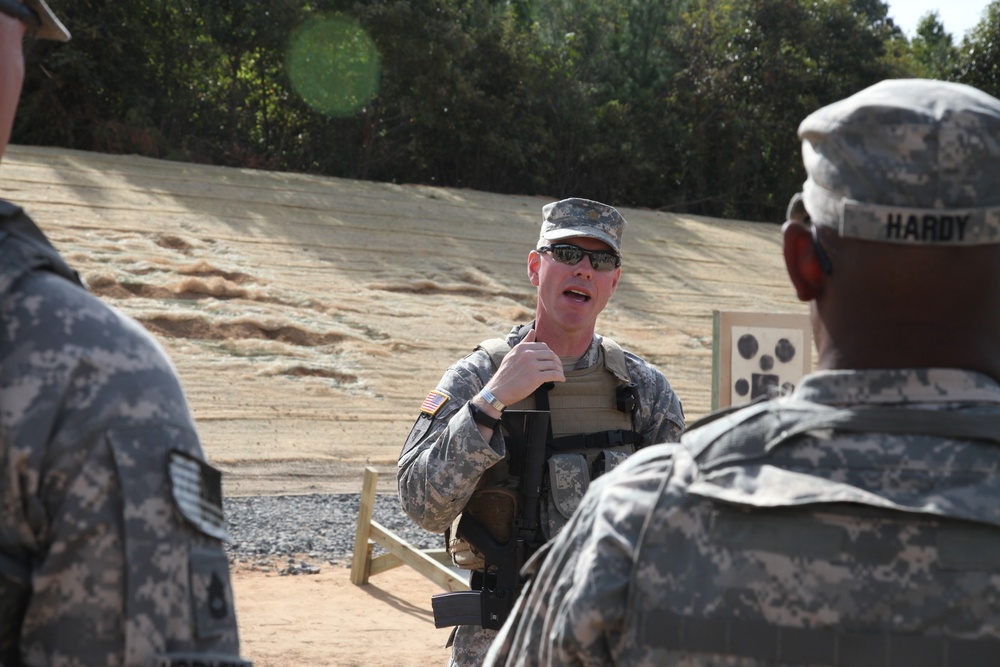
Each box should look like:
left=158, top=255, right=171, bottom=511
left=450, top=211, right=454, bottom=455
left=397, top=350, right=507, bottom=534
left=484, top=447, right=677, bottom=666
left=625, top=352, right=685, bottom=446
left=0, top=272, right=247, bottom=666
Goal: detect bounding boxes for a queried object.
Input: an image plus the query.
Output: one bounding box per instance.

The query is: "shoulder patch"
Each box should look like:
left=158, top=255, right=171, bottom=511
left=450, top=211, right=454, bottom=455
left=169, top=450, right=231, bottom=542
left=420, top=390, right=450, bottom=416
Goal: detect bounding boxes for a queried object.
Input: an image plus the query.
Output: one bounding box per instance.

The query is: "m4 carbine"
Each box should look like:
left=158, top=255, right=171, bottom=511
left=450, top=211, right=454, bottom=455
left=431, top=409, right=549, bottom=630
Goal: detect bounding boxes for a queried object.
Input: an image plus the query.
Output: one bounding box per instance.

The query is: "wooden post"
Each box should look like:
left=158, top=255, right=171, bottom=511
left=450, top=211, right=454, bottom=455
left=350, top=467, right=379, bottom=585
left=350, top=466, right=469, bottom=592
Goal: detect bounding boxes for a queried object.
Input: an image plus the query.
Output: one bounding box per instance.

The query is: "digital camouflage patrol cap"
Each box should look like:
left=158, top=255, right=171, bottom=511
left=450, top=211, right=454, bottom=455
left=539, top=197, right=627, bottom=255
left=791, top=79, right=1000, bottom=245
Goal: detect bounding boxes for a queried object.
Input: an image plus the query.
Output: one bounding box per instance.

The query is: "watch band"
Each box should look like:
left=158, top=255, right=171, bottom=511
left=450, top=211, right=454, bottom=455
left=469, top=402, right=500, bottom=430
left=479, top=387, right=506, bottom=412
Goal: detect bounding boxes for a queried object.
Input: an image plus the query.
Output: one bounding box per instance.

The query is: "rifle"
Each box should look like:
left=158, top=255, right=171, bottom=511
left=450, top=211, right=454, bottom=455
left=431, top=409, right=549, bottom=630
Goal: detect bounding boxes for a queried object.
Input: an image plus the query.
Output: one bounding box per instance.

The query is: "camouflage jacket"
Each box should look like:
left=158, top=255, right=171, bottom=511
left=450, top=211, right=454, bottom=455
left=398, top=322, right=684, bottom=665
left=0, top=202, right=249, bottom=666
left=484, top=368, right=1000, bottom=667
left=397, top=323, right=684, bottom=534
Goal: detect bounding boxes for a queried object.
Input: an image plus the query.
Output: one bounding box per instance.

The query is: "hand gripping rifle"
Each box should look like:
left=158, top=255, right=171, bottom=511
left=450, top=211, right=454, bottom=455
left=431, top=409, right=549, bottom=630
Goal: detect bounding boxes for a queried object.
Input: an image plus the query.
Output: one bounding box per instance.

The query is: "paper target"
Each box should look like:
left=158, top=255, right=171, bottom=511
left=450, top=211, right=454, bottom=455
left=712, top=311, right=812, bottom=410
left=730, top=325, right=803, bottom=401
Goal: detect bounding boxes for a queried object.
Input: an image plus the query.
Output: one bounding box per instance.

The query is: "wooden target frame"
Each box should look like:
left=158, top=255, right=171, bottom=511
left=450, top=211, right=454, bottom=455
left=712, top=311, right=813, bottom=411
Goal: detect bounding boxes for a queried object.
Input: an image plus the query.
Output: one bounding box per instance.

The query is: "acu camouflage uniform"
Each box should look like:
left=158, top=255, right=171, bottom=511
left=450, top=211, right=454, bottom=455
left=0, top=202, right=248, bottom=666
left=485, top=79, right=1000, bottom=667
left=485, top=369, right=1000, bottom=666
left=398, top=322, right=684, bottom=665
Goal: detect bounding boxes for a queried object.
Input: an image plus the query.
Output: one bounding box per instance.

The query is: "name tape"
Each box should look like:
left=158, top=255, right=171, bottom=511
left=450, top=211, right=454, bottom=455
left=840, top=200, right=1000, bottom=245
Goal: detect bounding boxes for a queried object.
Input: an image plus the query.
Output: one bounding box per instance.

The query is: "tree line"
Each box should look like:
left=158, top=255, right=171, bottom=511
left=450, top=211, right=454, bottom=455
left=15, top=0, right=1000, bottom=222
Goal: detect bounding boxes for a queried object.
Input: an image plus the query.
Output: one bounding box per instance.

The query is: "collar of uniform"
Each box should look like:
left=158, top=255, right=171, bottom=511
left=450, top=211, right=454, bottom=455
left=506, top=321, right=601, bottom=371
left=788, top=368, right=1000, bottom=407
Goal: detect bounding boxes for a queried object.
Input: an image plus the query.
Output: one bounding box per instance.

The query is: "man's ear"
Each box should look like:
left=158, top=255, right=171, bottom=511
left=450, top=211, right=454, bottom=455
left=782, top=220, right=825, bottom=302
left=527, top=249, right=541, bottom=287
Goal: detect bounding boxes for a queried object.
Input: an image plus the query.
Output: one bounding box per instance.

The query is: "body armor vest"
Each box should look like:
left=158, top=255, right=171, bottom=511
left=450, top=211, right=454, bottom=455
left=448, top=336, right=640, bottom=570
left=517, top=361, right=632, bottom=438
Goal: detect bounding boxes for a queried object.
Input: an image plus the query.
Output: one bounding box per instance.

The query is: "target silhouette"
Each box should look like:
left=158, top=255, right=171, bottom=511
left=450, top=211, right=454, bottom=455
left=712, top=312, right=813, bottom=410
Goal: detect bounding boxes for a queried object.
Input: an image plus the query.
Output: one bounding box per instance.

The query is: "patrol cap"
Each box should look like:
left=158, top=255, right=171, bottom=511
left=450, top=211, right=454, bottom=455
left=539, top=197, right=627, bottom=255
left=795, top=79, right=1000, bottom=245
left=2, top=0, right=71, bottom=41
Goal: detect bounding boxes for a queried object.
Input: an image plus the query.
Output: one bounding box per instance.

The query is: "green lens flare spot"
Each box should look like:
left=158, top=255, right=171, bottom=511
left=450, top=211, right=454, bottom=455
left=286, top=14, right=381, bottom=117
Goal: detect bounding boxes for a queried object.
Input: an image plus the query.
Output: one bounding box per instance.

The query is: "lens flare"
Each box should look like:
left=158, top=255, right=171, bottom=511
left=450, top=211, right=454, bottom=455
left=286, top=14, right=381, bottom=117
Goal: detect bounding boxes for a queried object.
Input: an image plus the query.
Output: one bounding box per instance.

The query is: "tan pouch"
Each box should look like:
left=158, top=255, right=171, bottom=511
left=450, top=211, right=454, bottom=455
left=447, top=487, right=519, bottom=569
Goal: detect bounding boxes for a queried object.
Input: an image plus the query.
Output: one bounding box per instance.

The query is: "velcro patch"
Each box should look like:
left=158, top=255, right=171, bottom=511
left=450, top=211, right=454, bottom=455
left=169, top=450, right=230, bottom=542
left=189, top=548, right=237, bottom=640
left=420, top=390, right=450, bottom=416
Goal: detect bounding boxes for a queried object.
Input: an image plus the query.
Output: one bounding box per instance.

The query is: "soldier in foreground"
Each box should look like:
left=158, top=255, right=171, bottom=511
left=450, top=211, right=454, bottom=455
left=485, top=78, right=1000, bottom=666
left=0, top=2, right=250, bottom=664
left=398, top=197, right=684, bottom=664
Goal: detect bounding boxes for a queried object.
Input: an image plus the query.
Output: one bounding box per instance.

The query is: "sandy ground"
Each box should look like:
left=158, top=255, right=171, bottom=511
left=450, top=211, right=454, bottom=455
left=232, top=564, right=452, bottom=666
left=2, top=145, right=810, bottom=665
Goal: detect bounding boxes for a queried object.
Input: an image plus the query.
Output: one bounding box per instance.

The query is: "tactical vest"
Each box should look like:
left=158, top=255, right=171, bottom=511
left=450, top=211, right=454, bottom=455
left=448, top=336, right=641, bottom=570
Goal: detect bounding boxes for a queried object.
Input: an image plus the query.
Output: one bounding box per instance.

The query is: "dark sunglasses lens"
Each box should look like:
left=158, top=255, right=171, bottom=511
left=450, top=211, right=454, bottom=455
left=589, top=253, right=618, bottom=271
left=551, top=246, right=584, bottom=265
left=547, top=245, right=618, bottom=271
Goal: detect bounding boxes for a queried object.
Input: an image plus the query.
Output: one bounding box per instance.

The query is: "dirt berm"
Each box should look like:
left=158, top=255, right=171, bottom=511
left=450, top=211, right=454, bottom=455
left=4, top=144, right=808, bottom=665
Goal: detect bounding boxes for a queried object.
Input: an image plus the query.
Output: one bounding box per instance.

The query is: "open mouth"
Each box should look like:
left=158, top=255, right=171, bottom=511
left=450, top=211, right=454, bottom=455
left=565, top=289, right=591, bottom=303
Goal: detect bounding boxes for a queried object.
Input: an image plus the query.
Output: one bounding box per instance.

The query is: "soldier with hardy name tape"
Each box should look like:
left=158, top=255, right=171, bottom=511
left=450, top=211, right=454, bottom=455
left=0, top=2, right=250, bottom=665
left=484, top=79, right=1000, bottom=667
left=398, top=197, right=685, bottom=665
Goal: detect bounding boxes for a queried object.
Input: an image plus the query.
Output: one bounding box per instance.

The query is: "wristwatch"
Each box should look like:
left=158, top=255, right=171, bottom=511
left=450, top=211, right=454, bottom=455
left=479, top=387, right=506, bottom=413
left=469, top=402, right=500, bottom=429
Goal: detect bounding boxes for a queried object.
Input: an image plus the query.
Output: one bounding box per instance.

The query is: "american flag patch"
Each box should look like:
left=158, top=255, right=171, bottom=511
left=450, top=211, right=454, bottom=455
left=420, top=390, right=449, bottom=416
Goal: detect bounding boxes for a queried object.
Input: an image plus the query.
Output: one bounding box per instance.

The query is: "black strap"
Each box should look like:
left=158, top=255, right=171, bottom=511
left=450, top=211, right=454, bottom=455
left=469, top=402, right=500, bottom=430
left=548, top=429, right=642, bottom=452
left=534, top=382, right=554, bottom=442
left=642, top=611, right=999, bottom=666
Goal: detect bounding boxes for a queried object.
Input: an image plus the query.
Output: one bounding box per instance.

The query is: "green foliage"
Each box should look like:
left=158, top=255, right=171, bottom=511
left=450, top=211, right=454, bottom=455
left=957, top=1, right=1000, bottom=99
left=10, top=0, right=975, bottom=222
left=911, top=12, right=958, bottom=79
left=664, top=0, right=908, bottom=220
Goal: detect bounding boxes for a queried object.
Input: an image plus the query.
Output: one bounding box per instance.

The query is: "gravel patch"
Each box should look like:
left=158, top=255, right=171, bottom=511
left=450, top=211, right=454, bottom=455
left=223, top=494, right=443, bottom=575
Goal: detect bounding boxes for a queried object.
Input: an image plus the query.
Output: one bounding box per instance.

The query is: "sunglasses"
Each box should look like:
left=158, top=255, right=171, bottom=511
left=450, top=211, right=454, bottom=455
left=538, top=244, right=621, bottom=272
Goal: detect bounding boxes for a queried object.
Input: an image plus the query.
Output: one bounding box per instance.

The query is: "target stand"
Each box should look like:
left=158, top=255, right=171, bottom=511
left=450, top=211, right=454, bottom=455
left=350, top=467, right=470, bottom=593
